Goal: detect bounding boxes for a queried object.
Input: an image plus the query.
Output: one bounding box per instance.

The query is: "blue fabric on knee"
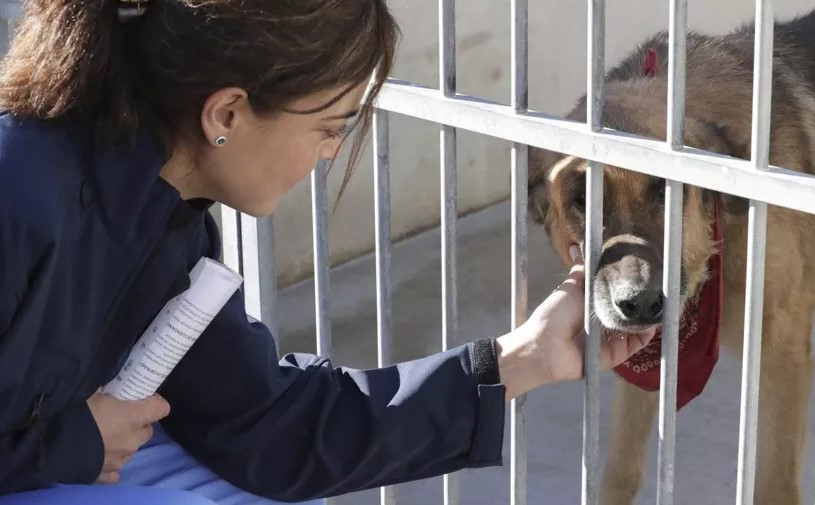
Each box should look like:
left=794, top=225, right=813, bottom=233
left=0, top=424, right=326, bottom=505
left=118, top=423, right=325, bottom=505
left=0, top=484, right=217, bottom=505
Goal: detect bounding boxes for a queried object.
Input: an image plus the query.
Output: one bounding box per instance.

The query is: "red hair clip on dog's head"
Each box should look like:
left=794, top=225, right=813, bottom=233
left=643, top=48, right=659, bottom=77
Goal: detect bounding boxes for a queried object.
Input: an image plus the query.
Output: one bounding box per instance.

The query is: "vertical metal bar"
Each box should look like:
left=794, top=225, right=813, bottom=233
left=440, top=1, right=458, bottom=503
left=0, top=0, right=20, bottom=48
left=374, top=109, right=393, bottom=407
left=374, top=110, right=396, bottom=505
left=583, top=0, right=604, bottom=504
left=440, top=0, right=456, bottom=98
left=657, top=1, right=687, bottom=504
left=440, top=129, right=457, bottom=352
left=440, top=129, right=459, bottom=505
left=241, top=216, right=261, bottom=321
left=241, top=215, right=280, bottom=347
left=311, top=161, right=332, bottom=358
left=0, top=0, right=22, bottom=21
left=736, top=0, right=773, bottom=503
left=5, top=18, right=14, bottom=48
left=510, top=1, right=529, bottom=505
left=311, top=165, right=331, bottom=505
left=220, top=206, right=243, bottom=275
left=666, top=1, right=688, bottom=153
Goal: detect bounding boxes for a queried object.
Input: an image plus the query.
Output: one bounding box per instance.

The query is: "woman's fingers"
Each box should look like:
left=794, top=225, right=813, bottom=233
left=553, top=244, right=585, bottom=296
left=96, top=471, right=120, bottom=484
left=569, top=244, right=583, bottom=265
left=598, top=328, right=656, bottom=370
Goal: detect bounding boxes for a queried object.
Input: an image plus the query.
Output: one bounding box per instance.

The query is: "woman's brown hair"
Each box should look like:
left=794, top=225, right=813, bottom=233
left=0, top=0, right=399, bottom=194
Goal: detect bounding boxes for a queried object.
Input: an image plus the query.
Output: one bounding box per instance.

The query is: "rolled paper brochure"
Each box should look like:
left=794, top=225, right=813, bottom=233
left=101, top=257, right=243, bottom=401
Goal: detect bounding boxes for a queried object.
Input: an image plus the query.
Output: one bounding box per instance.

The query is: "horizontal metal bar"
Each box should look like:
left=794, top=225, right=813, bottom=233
left=311, top=161, right=332, bottom=358
left=375, top=80, right=815, bottom=216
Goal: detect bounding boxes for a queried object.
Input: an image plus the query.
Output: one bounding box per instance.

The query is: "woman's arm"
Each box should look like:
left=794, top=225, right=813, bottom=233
left=158, top=288, right=506, bottom=502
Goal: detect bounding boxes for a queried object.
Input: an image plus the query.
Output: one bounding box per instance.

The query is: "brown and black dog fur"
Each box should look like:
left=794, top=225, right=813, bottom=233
left=528, top=9, right=815, bottom=505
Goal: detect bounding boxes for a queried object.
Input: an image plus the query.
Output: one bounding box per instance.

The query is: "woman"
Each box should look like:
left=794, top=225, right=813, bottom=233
left=0, top=1, right=654, bottom=504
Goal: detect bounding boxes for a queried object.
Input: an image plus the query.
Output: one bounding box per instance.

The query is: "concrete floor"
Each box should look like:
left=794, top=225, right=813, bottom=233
left=275, top=201, right=815, bottom=505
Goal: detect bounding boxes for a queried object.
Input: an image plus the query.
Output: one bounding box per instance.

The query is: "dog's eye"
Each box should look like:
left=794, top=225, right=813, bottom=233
left=650, top=178, right=667, bottom=202
left=571, top=191, right=586, bottom=210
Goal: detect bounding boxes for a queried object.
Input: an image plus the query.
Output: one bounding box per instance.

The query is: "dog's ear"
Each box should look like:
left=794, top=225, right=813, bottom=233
left=692, top=118, right=750, bottom=216
left=528, top=147, right=558, bottom=229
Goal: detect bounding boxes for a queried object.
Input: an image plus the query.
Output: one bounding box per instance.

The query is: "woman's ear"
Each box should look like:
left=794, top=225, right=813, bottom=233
left=200, top=87, right=250, bottom=146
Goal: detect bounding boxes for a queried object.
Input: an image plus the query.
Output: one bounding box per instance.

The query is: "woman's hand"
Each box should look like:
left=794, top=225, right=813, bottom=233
left=87, top=392, right=171, bottom=484
left=495, top=246, right=656, bottom=400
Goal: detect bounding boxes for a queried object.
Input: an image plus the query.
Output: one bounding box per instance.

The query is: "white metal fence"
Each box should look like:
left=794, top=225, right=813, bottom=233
left=1, top=0, right=810, bottom=504
left=178, top=0, right=809, bottom=504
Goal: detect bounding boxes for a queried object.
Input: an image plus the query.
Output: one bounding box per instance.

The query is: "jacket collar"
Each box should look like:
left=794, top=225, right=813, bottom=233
left=80, top=121, right=214, bottom=242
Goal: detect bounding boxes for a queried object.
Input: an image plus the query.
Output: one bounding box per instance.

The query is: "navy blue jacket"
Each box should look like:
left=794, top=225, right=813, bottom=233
left=0, top=113, right=507, bottom=501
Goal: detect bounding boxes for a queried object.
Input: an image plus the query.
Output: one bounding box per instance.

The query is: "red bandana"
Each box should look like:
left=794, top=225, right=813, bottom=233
left=612, top=203, right=723, bottom=410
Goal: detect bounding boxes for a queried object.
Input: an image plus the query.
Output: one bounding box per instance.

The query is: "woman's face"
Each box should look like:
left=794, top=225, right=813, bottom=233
left=166, top=82, right=368, bottom=217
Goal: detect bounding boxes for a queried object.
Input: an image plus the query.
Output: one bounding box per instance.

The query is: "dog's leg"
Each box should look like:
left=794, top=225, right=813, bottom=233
left=600, top=376, right=659, bottom=505
left=753, top=320, right=813, bottom=505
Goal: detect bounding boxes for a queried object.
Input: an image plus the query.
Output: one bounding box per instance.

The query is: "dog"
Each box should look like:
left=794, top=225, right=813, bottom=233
left=528, top=9, right=815, bottom=505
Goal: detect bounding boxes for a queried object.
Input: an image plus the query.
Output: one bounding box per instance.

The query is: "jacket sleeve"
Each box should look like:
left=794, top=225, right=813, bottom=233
left=158, top=289, right=507, bottom=502
left=0, top=200, right=104, bottom=494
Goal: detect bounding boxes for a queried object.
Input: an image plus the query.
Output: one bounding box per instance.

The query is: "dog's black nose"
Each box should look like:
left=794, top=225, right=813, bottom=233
left=613, top=289, right=663, bottom=323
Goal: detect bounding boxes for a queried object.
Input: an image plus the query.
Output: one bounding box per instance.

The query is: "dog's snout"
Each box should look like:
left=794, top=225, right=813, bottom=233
left=613, top=288, right=663, bottom=323
left=594, top=237, right=667, bottom=328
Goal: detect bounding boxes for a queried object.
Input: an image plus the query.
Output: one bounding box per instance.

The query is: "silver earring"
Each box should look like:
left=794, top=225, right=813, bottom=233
left=215, top=136, right=227, bottom=146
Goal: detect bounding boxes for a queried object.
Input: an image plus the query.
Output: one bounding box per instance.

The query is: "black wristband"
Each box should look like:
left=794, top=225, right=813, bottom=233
left=472, top=337, right=501, bottom=385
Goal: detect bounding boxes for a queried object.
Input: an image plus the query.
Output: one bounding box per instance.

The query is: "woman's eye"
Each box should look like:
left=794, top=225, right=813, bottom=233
left=324, top=123, right=352, bottom=140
